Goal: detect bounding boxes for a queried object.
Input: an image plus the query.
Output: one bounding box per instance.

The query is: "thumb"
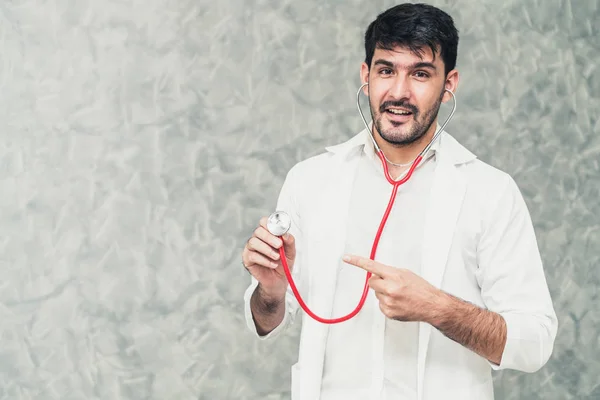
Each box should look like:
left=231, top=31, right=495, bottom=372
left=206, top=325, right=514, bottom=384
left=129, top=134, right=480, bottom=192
left=281, top=233, right=296, bottom=261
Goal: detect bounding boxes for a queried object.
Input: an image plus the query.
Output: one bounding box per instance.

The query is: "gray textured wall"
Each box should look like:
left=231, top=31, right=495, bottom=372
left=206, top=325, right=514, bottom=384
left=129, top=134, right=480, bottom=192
left=0, top=0, right=598, bottom=399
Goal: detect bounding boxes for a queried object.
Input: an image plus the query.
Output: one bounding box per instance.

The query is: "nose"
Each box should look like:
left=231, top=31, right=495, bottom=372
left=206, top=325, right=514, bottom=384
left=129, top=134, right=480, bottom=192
left=387, top=75, right=411, bottom=101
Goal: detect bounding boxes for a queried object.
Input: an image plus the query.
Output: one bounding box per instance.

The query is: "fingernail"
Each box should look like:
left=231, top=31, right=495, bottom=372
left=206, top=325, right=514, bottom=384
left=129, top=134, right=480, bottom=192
left=343, top=255, right=351, bottom=262
left=272, top=252, right=280, bottom=260
left=271, top=262, right=278, bottom=268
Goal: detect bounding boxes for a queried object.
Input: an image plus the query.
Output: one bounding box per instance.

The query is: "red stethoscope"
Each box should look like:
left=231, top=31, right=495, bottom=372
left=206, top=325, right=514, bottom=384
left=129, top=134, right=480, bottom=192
left=266, top=83, right=456, bottom=324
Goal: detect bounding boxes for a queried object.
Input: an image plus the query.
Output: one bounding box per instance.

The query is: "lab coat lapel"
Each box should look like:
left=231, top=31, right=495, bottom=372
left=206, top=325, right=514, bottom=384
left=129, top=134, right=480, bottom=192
left=299, top=150, right=361, bottom=400
left=416, top=151, right=467, bottom=400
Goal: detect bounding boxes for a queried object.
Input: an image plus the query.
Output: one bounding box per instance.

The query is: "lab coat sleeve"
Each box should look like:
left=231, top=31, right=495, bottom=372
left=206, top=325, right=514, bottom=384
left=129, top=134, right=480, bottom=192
left=475, top=174, right=558, bottom=373
left=243, top=164, right=304, bottom=340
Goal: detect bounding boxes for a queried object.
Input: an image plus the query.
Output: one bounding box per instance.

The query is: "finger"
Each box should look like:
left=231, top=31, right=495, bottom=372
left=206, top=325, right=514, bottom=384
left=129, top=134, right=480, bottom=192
left=373, top=290, right=390, bottom=306
left=281, top=233, right=296, bottom=260
left=368, top=276, right=389, bottom=294
left=342, top=255, right=392, bottom=278
left=247, top=251, right=279, bottom=269
left=254, top=225, right=283, bottom=249
left=259, top=216, right=269, bottom=230
left=246, top=237, right=280, bottom=261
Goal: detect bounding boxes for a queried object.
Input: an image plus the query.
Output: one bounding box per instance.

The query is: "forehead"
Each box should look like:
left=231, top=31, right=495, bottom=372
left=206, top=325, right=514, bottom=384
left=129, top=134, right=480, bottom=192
left=372, top=45, right=441, bottom=66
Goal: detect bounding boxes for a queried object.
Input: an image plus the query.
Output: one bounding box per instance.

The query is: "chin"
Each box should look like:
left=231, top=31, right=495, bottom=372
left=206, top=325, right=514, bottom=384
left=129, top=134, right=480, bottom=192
left=382, top=135, right=418, bottom=146
left=381, top=128, right=425, bottom=146
left=378, top=125, right=411, bottom=143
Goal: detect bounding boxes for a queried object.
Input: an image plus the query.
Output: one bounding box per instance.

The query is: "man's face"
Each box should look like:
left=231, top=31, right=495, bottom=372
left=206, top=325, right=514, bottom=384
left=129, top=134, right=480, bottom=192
left=361, top=45, right=452, bottom=147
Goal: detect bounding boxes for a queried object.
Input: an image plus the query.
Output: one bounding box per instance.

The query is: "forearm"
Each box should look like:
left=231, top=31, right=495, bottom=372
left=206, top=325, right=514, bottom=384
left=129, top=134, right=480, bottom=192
left=427, top=291, right=507, bottom=365
left=250, top=285, right=286, bottom=336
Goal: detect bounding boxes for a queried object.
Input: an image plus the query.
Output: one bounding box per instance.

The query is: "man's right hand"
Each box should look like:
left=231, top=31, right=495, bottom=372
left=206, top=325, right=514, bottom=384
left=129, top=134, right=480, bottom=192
left=242, top=216, right=296, bottom=300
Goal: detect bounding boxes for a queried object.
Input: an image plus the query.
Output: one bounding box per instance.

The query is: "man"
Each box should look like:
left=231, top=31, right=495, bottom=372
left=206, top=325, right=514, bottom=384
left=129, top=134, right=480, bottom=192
left=241, top=3, right=557, bottom=400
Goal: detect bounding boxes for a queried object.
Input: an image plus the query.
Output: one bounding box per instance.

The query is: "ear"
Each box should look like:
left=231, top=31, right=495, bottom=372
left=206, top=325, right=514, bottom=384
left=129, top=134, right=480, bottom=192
left=360, top=62, right=370, bottom=96
left=442, top=69, right=459, bottom=103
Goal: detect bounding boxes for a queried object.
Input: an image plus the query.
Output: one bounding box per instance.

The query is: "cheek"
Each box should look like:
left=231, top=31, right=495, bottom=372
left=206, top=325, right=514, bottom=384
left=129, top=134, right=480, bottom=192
left=414, top=84, right=444, bottom=108
left=368, top=97, right=383, bottom=113
left=412, top=88, right=431, bottom=105
left=368, top=83, right=389, bottom=107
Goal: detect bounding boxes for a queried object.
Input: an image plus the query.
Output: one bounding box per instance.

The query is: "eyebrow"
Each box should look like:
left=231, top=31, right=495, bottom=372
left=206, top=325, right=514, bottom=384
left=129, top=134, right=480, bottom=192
left=373, top=59, right=437, bottom=71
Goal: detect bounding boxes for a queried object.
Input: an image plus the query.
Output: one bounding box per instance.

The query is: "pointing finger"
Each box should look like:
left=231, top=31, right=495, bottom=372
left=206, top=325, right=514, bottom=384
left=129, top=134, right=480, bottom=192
left=342, top=255, right=392, bottom=278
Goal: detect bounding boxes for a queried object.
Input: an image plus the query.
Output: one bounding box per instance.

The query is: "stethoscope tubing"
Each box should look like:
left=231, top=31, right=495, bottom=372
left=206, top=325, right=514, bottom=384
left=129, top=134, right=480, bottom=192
left=276, top=84, right=456, bottom=324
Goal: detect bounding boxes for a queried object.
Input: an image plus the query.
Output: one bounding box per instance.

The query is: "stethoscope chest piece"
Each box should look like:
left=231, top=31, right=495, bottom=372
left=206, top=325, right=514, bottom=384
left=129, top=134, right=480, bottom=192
left=267, top=211, right=291, bottom=237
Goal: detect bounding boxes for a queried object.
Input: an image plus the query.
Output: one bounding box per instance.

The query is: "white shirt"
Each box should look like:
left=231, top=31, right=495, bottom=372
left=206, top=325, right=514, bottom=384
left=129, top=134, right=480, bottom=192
left=243, top=127, right=558, bottom=400
left=320, top=139, right=437, bottom=399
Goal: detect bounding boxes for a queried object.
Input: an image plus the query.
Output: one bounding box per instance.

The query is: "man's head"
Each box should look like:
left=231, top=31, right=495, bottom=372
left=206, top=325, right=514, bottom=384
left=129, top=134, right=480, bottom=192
left=360, top=3, right=460, bottom=147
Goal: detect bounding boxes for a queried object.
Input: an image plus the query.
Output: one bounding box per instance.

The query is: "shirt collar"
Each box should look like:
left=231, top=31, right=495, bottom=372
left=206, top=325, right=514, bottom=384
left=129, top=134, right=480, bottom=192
left=325, top=122, right=476, bottom=166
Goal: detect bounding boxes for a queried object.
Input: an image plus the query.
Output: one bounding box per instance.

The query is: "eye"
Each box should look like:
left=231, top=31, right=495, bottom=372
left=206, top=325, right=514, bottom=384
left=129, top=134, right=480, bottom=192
left=379, top=68, right=393, bottom=76
left=414, top=71, right=430, bottom=79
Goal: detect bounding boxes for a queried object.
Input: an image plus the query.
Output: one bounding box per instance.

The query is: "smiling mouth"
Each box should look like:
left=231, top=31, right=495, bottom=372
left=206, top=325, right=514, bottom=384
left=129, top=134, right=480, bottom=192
left=386, top=108, right=412, bottom=116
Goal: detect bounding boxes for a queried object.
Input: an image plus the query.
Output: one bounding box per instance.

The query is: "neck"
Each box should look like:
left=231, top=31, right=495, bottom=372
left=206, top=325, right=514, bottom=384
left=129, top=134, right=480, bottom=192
left=373, top=121, right=438, bottom=166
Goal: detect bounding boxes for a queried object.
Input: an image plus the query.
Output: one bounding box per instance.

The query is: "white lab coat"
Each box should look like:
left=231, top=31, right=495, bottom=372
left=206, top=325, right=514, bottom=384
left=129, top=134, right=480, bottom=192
left=243, top=128, right=558, bottom=400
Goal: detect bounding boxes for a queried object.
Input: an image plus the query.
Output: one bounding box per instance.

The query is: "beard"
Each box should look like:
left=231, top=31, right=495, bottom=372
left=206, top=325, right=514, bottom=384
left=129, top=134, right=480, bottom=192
left=370, top=89, right=445, bottom=147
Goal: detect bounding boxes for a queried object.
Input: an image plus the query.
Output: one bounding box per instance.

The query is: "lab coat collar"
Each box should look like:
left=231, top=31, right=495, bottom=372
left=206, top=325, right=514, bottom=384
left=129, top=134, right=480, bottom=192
left=324, top=123, right=477, bottom=165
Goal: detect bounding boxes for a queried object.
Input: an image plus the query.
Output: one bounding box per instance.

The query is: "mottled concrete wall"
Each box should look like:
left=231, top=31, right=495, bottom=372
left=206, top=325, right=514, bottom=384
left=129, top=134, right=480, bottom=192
left=0, top=0, right=598, bottom=399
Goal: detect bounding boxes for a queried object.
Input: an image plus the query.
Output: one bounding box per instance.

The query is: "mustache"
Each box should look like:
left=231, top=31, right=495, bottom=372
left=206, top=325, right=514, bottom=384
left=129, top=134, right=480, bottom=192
left=379, top=101, right=418, bottom=115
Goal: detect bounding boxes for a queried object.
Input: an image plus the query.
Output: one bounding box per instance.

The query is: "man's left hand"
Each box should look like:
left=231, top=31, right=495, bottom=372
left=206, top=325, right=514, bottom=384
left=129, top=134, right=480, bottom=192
left=342, top=254, right=444, bottom=322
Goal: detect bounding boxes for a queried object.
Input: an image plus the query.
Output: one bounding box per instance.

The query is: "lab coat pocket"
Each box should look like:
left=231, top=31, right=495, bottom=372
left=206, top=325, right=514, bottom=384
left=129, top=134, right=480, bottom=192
left=290, top=362, right=301, bottom=400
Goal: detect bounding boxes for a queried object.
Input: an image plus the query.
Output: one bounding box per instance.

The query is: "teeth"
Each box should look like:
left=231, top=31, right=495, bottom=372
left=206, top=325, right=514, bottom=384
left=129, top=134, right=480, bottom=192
left=388, top=109, right=411, bottom=115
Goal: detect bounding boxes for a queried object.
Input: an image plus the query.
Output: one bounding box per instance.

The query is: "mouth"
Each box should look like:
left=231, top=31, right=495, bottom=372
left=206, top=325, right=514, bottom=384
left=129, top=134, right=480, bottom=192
left=385, top=107, right=413, bottom=116
left=383, top=107, right=414, bottom=122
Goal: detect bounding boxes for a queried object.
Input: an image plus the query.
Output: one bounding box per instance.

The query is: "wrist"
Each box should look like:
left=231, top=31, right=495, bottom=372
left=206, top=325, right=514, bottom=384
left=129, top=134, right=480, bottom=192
left=257, top=284, right=286, bottom=304
left=424, top=288, right=453, bottom=326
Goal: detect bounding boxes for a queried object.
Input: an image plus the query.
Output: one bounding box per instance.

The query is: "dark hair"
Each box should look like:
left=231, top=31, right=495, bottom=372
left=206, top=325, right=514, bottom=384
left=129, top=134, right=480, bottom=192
left=364, top=3, right=459, bottom=75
